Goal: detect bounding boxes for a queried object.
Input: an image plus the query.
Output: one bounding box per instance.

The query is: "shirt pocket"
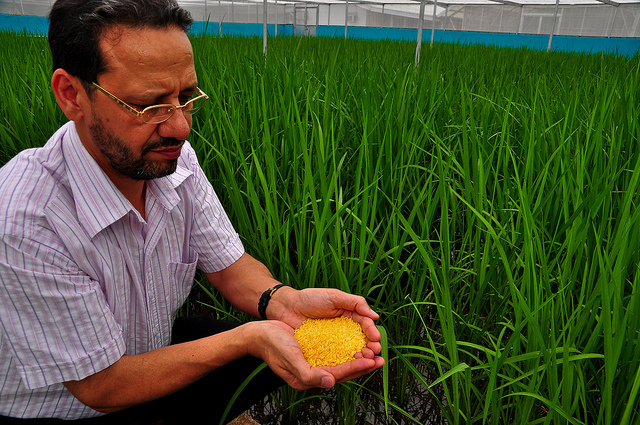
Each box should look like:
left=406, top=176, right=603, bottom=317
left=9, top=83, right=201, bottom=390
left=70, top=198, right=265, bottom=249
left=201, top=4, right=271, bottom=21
left=167, top=252, right=199, bottom=317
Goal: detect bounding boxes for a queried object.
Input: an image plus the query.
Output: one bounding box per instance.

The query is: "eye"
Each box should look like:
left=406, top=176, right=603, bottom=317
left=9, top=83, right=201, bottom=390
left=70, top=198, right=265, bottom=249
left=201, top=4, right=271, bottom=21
left=132, top=103, right=154, bottom=111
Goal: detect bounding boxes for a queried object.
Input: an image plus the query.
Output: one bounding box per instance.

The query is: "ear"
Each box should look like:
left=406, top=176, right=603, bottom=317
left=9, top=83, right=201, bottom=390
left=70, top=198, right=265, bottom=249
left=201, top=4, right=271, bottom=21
left=51, top=69, right=89, bottom=122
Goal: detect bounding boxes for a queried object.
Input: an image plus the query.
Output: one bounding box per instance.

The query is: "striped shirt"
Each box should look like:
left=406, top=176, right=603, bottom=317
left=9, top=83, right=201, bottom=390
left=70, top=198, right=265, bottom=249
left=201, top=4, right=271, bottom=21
left=0, top=121, right=244, bottom=419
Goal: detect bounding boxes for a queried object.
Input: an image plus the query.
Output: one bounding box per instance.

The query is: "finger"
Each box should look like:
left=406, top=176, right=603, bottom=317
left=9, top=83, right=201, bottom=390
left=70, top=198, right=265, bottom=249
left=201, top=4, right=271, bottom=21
left=359, top=346, right=377, bottom=358
left=289, top=368, right=336, bottom=391
left=277, top=356, right=337, bottom=391
left=362, top=320, right=381, bottom=342
left=365, top=341, right=382, bottom=356
left=320, top=357, right=385, bottom=385
left=347, top=312, right=381, bottom=342
left=338, top=356, right=385, bottom=384
left=355, top=301, right=379, bottom=321
left=319, top=357, right=376, bottom=380
left=335, top=366, right=384, bottom=384
left=323, top=289, right=379, bottom=321
left=353, top=347, right=376, bottom=359
left=346, top=295, right=380, bottom=321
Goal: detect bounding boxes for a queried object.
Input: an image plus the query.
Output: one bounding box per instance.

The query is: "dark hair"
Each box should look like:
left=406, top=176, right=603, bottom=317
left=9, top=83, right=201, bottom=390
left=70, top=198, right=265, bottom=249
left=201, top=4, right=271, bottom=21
left=48, top=0, right=193, bottom=89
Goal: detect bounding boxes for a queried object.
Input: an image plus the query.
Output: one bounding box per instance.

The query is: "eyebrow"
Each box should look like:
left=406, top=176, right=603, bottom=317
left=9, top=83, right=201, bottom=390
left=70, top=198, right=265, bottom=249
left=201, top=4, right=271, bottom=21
left=135, top=84, right=199, bottom=103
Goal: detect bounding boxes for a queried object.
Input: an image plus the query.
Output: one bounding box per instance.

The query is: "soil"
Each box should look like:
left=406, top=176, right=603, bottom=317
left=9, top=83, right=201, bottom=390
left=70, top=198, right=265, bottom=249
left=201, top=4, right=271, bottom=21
left=228, top=413, right=261, bottom=425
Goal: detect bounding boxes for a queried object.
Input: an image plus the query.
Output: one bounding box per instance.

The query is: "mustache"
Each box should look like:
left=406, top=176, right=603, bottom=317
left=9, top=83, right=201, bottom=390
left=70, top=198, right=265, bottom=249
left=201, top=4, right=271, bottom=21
left=142, top=138, right=184, bottom=154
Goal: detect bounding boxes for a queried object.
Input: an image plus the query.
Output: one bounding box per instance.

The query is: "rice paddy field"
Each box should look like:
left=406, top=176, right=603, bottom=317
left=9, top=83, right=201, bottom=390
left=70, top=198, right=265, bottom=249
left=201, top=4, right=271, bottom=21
left=2, top=30, right=640, bottom=424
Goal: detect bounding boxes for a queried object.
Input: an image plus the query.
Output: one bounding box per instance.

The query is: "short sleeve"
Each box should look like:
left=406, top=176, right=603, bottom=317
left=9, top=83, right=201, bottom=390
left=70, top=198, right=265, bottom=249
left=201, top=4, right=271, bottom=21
left=0, top=231, right=126, bottom=390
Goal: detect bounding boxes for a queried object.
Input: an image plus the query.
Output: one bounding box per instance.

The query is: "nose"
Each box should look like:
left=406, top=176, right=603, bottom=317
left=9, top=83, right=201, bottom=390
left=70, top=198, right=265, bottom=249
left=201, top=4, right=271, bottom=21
left=157, top=108, right=191, bottom=141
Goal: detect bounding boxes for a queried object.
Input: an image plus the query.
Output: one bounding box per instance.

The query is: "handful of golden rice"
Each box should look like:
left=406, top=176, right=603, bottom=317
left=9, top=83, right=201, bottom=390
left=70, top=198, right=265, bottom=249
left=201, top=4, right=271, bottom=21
left=294, top=317, right=367, bottom=367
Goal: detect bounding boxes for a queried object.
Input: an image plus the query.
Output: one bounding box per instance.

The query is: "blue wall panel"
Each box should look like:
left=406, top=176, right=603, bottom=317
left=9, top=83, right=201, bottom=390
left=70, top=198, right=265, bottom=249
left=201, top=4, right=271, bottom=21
left=2, top=14, right=638, bottom=56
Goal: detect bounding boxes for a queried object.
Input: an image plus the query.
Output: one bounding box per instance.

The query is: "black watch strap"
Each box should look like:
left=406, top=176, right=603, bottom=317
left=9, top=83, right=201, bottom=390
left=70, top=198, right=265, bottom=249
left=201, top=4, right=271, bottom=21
left=258, top=284, right=286, bottom=320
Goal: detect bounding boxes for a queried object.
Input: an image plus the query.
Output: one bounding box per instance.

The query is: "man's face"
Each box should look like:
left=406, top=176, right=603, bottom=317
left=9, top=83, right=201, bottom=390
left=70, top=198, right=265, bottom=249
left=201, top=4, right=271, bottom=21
left=88, top=109, right=183, bottom=180
left=80, top=25, right=198, bottom=183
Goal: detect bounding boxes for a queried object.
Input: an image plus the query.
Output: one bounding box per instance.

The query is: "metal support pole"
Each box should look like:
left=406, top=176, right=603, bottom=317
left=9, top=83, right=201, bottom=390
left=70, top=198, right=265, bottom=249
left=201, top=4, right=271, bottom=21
left=444, top=5, right=449, bottom=30
left=548, top=0, right=560, bottom=52
left=579, top=6, right=587, bottom=36
left=344, top=0, right=349, bottom=39
left=632, top=7, right=640, bottom=36
left=275, top=0, right=278, bottom=36
left=431, top=0, right=438, bottom=47
left=415, top=0, right=426, bottom=67
left=607, top=5, right=617, bottom=37
left=263, top=0, right=267, bottom=57
left=518, top=5, right=524, bottom=34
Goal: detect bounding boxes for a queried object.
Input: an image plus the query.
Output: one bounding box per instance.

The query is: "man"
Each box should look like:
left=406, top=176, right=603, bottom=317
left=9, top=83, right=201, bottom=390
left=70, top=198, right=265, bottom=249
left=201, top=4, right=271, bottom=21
left=0, top=0, right=384, bottom=422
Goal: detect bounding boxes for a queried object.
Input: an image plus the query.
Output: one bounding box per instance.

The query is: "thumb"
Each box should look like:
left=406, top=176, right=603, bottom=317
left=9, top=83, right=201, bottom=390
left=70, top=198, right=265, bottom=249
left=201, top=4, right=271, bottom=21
left=320, top=373, right=335, bottom=389
left=290, top=368, right=335, bottom=391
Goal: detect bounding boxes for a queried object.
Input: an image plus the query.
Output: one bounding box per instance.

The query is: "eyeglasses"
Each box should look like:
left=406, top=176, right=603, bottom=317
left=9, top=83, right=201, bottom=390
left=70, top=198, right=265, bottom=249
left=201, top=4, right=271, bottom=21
left=91, top=82, right=209, bottom=124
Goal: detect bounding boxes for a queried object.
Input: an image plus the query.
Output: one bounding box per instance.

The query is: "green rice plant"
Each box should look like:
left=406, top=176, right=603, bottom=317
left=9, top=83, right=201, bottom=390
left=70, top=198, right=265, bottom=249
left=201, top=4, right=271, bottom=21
left=218, top=362, right=269, bottom=425
left=187, top=37, right=640, bottom=424
left=0, top=31, right=64, bottom=163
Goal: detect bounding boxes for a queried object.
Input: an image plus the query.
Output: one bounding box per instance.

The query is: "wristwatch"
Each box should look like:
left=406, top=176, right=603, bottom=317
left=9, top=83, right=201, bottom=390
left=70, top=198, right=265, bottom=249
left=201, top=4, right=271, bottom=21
left=258, top=284, right=286, bottom=320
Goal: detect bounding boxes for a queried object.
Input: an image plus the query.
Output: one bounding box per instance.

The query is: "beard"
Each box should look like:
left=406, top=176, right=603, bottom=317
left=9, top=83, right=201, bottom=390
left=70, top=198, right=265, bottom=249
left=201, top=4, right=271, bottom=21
left=88, top=114, right=182, bottom=181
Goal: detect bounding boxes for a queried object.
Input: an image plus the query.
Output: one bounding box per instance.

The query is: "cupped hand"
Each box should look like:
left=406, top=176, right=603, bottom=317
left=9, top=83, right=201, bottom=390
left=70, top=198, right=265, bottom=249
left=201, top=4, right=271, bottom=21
left=247, top=319, right=384, bottom=391
left=274, top=288, right=382, bottom=357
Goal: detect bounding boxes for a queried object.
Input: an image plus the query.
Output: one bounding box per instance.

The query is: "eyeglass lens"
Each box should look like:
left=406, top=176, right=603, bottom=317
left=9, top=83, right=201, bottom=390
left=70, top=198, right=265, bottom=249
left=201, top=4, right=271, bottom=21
left=142, top=96, right=207, bottom=124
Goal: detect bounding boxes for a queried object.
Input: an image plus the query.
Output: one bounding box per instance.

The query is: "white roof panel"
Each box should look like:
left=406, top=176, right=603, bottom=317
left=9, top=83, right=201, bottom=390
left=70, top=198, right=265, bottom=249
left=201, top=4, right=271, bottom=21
left=198, top=0, right=640, bottom=4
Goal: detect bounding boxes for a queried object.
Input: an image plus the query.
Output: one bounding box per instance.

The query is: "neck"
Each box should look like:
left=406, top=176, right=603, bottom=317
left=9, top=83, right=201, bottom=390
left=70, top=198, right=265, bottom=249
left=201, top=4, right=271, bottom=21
left=123, top=181, right=147, bottom=220
left=74, top=124, right=148, bottom=220
left=110, top=175, right=147, bottom=220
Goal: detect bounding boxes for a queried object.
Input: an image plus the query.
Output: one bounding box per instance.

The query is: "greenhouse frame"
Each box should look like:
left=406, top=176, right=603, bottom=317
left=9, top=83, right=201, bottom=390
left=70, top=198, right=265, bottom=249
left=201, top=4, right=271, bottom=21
left=2, top=0, right=639, bottom=39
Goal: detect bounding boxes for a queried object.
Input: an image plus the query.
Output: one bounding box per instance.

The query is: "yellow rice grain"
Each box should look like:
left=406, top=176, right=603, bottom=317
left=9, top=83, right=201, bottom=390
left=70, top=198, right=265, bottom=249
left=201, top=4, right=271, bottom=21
left=294, top=317, right=367, bottom=367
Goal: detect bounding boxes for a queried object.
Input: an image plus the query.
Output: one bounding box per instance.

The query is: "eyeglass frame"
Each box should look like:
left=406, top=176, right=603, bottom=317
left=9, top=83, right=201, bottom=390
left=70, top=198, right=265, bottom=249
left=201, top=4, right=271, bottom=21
left=90, top=82, right=209, bottom=124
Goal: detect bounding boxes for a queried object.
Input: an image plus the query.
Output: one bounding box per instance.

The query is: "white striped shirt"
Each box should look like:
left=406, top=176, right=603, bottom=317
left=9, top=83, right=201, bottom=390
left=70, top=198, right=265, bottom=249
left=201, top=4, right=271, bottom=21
left=0, top=121, right=244, bottom=419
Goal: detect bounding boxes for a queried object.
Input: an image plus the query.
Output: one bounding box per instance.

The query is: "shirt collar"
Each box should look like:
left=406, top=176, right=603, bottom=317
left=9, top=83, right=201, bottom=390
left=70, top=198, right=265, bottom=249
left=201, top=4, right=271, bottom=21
left=146, top=163, right=191, bottom=213
left=62, top=122, right=192, bottom=238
